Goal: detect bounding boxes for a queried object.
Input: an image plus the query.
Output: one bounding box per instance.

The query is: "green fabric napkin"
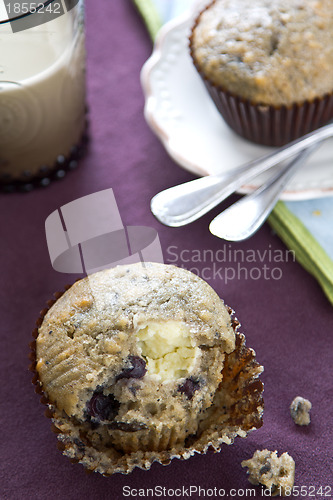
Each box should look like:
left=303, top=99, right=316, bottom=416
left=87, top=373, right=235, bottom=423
left=270, top=202, right=333, bottom=304
left=135, top=0, right=333, bottom=305
left=133, top=0, right=162, bottom=40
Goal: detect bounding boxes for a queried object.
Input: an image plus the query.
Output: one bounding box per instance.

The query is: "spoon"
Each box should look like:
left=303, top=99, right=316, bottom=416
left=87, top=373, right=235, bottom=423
left=150, top=122, right=333, bottom=227
left=209, top=144, right=319, bottom=241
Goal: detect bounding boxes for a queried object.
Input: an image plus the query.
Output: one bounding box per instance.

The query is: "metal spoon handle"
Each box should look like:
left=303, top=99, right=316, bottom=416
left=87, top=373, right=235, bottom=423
left=209, top=144, right=319, bottom=241
left=151, top=122, right=333, bottom=227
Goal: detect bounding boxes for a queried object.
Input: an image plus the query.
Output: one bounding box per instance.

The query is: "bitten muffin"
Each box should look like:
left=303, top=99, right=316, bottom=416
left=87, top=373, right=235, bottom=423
left=190, top=0, right=333, bottom=145
left=32, top=263, right=264, bottom=475
left=290, top=396, right=312, bottom=426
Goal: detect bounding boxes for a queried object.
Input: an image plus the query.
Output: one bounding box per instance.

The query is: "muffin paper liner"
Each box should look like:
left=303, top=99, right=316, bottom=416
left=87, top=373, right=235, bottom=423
left=105, top=422, right=190, bottom=455
left=30, top=289, right=264, bottom=476
left=189, top=1, right=333, bottom=147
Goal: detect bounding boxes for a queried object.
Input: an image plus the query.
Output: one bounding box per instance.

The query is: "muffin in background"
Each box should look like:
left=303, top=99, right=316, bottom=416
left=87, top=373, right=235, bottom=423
left=190, top=0, right=333, bottom=146
left=30, top=263, right=264, bottom=475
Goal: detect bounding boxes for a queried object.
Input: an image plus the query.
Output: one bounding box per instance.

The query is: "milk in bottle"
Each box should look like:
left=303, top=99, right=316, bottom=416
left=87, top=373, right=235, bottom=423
left=0, top=3, right=86, bottom=181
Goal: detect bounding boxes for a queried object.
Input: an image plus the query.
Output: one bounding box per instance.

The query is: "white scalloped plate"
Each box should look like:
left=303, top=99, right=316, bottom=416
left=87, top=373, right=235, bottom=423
left=141, top=7, right=333, bottom=200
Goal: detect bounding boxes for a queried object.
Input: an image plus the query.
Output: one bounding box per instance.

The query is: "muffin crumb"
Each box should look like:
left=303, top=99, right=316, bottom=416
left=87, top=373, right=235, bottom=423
left=290, top=396, right=312, bottom=426
left=242, top=449, right=295, bottom=496
left=33, top=263, right=264, bottom=475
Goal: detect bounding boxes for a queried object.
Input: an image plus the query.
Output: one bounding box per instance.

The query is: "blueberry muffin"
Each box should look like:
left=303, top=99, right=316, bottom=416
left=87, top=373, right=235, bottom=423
left=32, top=263, right=264, bottom=475
left=190, top=0, right=333, bottom=145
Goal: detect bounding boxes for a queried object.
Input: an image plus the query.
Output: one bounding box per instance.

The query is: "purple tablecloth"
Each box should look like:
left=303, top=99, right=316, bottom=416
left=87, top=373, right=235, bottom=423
left=1, top=1, right=332, bottom=498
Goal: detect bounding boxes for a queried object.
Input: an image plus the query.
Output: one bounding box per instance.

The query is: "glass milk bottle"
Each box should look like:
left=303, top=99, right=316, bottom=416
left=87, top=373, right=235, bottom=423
left=0, top=0, right=87, bottom=187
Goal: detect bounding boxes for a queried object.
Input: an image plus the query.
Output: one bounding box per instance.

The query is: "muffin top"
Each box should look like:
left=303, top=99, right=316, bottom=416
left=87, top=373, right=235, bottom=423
left=191, top=0, right=333, bottom=106
left=36, top=263, right=235, bottom=432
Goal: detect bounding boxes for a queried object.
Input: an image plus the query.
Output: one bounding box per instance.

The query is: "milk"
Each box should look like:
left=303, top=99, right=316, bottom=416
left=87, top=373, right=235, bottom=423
left=0, top=11, right=86, bottom=179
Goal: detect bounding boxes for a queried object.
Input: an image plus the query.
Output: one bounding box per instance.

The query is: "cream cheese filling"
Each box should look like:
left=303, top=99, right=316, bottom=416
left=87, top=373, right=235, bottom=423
left=136, top=321, right=200, bottom=381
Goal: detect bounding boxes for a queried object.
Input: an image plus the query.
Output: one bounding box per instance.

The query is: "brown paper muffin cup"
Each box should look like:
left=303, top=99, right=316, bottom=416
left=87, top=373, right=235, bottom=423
left=189, top=3, right=333, bottom=147
left=30, top=289, right=264, bottom=476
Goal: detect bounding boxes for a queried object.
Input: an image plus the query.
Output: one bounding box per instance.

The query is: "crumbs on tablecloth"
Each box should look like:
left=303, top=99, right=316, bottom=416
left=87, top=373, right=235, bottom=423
left=290, top=396, right=312, bottom=426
